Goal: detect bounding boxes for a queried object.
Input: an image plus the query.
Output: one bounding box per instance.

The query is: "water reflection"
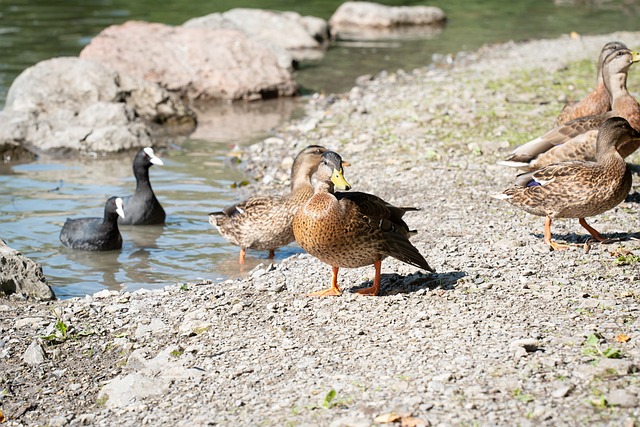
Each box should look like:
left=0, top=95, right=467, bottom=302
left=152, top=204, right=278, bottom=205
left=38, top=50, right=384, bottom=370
left=191, top=98, right=303, bottom=142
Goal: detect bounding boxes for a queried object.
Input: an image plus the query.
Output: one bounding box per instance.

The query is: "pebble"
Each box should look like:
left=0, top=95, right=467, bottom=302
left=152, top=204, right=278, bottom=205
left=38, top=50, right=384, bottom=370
left=22, top=339, right=46, bottom=365
left=606, top=389, right=638, bottom=408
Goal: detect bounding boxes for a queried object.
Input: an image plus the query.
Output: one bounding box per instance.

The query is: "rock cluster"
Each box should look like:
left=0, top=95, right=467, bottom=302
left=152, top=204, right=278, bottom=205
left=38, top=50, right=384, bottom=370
left=0, top=57, right=196, bottom=155
left=0, top=3, right=450, bottom=157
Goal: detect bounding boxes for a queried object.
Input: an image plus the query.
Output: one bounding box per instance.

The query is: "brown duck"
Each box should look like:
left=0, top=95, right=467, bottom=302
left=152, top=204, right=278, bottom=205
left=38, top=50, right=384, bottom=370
left=209, top=145, right=330, bottom=264
left=556, top=41, right=627, bottom=125
left=500, top=48, right=640, bottom=170
left=494, top=116, right=634, bottom=251
left=293, top=151, right=434, bottom=296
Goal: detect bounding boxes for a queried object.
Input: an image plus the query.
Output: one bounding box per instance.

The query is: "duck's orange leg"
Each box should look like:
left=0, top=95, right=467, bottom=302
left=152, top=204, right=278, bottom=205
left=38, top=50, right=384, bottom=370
left=356, top=260, right=382, bottom=296
left=579, top=218, right=610, bottom=243
left=544, top=216, right=568, bottom=251
left=267, top=249, right=275, bottom=259
left=308, top=266, right=342, bottom=297
left=239, top=248, right=246, bottom=264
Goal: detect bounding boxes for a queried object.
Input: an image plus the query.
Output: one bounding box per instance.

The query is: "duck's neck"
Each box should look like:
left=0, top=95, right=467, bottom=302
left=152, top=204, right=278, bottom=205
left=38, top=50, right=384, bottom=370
left=290, top=163, right=315, bottom=193
left=314, top=180, right=335, bottom=195
left=607, top=71, right=631, bottom=110
left=596, top=143, right=626, bottom=174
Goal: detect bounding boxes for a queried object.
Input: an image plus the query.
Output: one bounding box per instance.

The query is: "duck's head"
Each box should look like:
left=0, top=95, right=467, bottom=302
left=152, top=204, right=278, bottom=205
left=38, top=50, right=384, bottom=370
left=290, top=145, right=328, bottom=182
left=597, top=116, right=640, bottom=153
left=598, top=41, right=627, bottom=66
left=603, top=48, right=640, bottom=81
left=318, top=151, right=351, bottom=191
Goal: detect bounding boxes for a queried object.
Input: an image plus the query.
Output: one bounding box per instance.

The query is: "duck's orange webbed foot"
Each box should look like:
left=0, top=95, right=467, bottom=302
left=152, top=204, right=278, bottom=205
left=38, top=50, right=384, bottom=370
left=307, top=287, right=342, bottom=297
left=544, top=216, right=569, bottom=251
left=549, top=241, right=569, bottom=251
left=580, top=218, right=616, bottom=244
left=307, top=266, right=342, bottom=297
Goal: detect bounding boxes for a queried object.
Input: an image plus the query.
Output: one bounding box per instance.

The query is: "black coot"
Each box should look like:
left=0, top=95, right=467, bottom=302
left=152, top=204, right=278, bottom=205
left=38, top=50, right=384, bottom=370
left=118, top=147, right=166, bottom=225
left=60, top=197, right=125, bottom=251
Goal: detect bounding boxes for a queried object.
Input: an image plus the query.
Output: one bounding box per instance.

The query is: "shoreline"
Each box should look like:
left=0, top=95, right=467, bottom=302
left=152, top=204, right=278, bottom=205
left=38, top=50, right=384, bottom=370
left=2, top=31, right=640, bottom=426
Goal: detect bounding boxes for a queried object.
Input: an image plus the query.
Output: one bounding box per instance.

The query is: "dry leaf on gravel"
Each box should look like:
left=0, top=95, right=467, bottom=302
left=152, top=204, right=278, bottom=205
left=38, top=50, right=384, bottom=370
left=616, top=334, right=631, bottom=343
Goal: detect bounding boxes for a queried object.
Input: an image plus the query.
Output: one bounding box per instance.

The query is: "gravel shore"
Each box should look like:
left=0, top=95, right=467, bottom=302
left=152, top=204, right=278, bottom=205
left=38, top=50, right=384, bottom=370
left=3, top=31, right=640, bottom=426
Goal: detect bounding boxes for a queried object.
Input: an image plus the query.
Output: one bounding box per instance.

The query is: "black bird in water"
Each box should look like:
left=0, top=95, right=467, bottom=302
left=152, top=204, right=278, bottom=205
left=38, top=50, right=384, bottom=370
left=118, top=147, right=166, bottom=225
left=60, top=196, right=125, bottom=251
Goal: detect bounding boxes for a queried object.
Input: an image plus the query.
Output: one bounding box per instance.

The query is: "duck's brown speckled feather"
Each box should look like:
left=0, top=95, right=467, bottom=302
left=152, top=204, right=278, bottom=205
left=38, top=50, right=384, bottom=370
left=296, top=190, right=428, bottom=270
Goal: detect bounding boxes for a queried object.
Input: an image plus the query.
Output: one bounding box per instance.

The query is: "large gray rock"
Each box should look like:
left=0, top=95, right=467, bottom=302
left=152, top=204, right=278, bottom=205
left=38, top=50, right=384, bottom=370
left=0, top=239, right=55, bottom=301
left=1, top=57, right=196, bottom=155
left=183, top=8, right=330, bottom=63
left=80, top=21, right=299, bottom=102
left=329, top=1, right=446, bottom=39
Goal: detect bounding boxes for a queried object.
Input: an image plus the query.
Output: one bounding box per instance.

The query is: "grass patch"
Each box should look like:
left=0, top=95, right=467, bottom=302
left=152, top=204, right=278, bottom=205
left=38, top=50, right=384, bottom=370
left=582, top=333, right=623, bottom=360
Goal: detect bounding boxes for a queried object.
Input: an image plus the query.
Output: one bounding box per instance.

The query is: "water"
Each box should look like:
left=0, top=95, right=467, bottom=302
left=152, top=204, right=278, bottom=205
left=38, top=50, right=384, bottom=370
left=1, top=0, right=640, bottom=298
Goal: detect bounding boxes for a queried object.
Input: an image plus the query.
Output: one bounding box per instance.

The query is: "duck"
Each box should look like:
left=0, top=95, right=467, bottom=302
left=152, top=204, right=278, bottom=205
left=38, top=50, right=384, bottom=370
left=292, top=151, right=434, bottom=296
left=499, top=48, right=640, bottom=170
left=209, top=145, right=331, bottom=264
left=555, top=41, right=627, bottom=125
left=494, top=116, right=634, bottom=251
left=118, top=147, right=165, bottom=225
left=60, top=196, right=125, bottom=251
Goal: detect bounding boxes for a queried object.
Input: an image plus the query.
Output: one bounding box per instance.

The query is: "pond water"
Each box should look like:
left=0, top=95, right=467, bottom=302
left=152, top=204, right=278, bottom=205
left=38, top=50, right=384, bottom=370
left=1, top=0, right=639, bottom=298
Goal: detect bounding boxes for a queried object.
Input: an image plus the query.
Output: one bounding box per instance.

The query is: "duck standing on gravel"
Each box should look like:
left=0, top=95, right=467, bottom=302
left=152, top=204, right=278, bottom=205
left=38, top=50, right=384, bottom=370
left=60, top=196, right=125, bottom=251
left=293, top=150, right=434, bottom=296
left=209, top=145, right=331, bottom=264
left=555, top=41, right=627, bottom=125
left=494, top=117, right=634, bottom=251
left=499, top=47, right=640, bottom=170
left=118, top=147, right=165, bottom=225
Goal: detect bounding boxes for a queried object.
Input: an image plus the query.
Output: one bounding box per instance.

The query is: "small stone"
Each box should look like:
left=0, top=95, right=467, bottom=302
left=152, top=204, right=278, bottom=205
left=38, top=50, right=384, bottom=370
left=48, top=415, right=68, bottom=427
left=23, top=339, right=46, bottom=365
left=135, top=318, right=167, bottom=338
left=432, top=372, right=452, bottom=383
left=230, top=303, right=244, bottom=315
left=551, top=385, right=573, bottom=398
left=597, top=358, right=637, bottom=375
left=607, top=389, right=637, bottom=407
left=93, top=289, right=115, bottom=299
left=14, top=317, right=44, bottom=328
